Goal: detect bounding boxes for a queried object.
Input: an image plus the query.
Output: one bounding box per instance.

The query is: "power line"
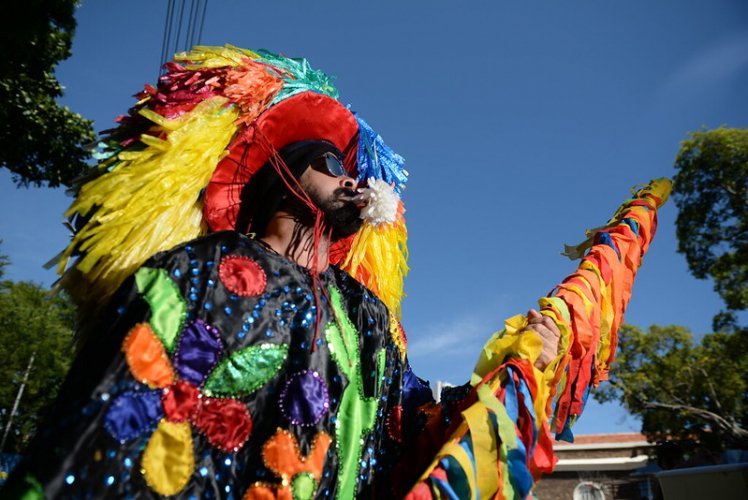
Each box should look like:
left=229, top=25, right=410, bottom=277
left=159, top=0, right=176, bottom=75
left=159, top=0, right=210, bottom=75
left=196, top=0, right=208, bottom=47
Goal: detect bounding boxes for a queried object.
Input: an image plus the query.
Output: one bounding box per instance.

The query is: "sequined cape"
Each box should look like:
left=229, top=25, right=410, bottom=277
left=5, top=232, right=455, bottom=500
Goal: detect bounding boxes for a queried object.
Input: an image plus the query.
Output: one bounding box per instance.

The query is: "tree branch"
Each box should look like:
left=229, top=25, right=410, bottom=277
left=639, top=398, right=748, bottom=448
left=697, top=367, right=724, bottom=415
left=719, top=181, right=748, bottom=209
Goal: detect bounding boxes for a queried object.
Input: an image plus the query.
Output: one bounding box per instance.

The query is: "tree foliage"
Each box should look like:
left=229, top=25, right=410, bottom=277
left=673, top=127, right=748, bottom=331
left=0, top=0, right=95, bottom=188
left=594, top=324, right=748, bottom=452
left=0, top=277, right=76, bottom=453
left=0, top=241, right=8, bottom=279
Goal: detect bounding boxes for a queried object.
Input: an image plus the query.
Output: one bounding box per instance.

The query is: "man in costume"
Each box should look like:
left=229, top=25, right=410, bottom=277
left=4, top=46, right=669, bottom=500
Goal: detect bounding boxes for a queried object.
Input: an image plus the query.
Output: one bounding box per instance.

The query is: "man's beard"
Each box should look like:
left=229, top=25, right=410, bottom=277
left=286, top=187, right=363, bottom=240
left=318, top=188, right=363, bottom=240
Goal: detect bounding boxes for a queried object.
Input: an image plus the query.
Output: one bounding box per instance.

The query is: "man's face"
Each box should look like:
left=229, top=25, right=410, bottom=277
left=296, top=155, right=362, bottom=240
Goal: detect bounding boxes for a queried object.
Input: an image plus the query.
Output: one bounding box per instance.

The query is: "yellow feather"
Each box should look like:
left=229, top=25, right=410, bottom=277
left=59, top=97, right=239, bottom=321
left=340, top=218, right=409, bottom=319
left=175, top=45, right=262, bottom=69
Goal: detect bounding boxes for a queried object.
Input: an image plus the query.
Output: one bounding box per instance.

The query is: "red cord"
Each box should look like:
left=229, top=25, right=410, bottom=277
left=253, top=131, right=345, bottom=354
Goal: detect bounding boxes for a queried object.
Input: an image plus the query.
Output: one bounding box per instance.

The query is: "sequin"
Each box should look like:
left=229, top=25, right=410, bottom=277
left=280, top=370, right=330, bottom=426
left=202, top=343, right=288, bottom=397
left=219, top=255, right=267, bottom=297
left=290, top=473, right=316, bottom=499
left=389, top=312, right=408, bottom=362
left=386, top=406, right=404, bottom=443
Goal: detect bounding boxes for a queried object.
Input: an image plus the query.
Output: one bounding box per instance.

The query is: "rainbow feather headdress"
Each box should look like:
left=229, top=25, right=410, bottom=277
left=58, top=45, right=409, bottom=322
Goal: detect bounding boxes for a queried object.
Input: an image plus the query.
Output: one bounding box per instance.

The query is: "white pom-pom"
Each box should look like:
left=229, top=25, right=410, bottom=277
left=355, top=178, right=400, bottom=227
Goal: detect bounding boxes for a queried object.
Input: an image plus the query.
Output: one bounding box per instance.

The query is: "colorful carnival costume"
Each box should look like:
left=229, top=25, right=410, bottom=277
left=3, top=46, right=670, bottom=499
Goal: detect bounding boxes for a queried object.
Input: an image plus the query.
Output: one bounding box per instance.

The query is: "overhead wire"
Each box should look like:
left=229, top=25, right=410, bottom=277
left=185, top=1, right=196, bottom=49
left=172, top=0, right=187, bottom=58
left=159, top=0, right=176, bottom=75
left=160, top=0, right=210, bottom=75
left=197, top=0, right=208, bottom=44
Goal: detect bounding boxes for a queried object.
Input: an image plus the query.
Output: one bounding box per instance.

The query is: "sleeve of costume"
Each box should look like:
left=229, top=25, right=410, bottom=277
left=400, top=179, right=671, bottom=500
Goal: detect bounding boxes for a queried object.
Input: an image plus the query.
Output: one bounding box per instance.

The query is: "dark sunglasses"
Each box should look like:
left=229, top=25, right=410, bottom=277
left=310, top=153, right=347, bottom=177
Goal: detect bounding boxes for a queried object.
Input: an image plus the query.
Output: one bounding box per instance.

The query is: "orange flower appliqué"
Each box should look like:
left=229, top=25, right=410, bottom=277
left=244, top=430, right=332, bottom=500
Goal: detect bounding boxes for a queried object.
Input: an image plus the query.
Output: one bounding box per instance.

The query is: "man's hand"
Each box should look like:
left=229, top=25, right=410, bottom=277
left=522, top=309, right=561, bottom=371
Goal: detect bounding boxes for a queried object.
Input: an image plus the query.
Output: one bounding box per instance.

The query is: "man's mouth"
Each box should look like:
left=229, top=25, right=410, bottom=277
left=336, top=188, right=360, bottom=204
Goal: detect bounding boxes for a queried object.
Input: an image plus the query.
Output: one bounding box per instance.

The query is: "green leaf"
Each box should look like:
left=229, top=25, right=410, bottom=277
left=202, top=344, right=288, bottom=397
left=134, top=267, right=186, bottom=353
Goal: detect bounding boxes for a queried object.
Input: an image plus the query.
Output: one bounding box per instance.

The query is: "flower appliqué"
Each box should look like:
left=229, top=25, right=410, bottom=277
left=244, top=430, right=331, bottom=500
left=103, top=267, right=287, bottom=496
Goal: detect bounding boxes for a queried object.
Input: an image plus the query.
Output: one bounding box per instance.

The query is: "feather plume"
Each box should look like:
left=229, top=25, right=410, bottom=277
left=356, top=178, right=399, bottom=227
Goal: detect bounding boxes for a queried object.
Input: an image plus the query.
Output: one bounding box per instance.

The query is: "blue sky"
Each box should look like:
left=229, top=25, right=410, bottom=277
left=1, top=0, right=747, bottom=435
